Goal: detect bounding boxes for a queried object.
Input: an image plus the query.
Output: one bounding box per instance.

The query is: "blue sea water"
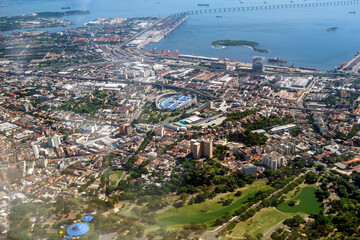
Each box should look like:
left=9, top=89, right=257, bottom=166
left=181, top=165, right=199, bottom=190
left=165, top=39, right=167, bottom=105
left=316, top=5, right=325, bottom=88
left=0, top=0, right=360, bottom=70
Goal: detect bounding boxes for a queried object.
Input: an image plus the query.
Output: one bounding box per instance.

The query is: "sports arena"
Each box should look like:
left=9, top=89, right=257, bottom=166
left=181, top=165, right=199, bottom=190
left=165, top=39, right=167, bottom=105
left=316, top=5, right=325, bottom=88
left=156, top=92, right=197, bottom=111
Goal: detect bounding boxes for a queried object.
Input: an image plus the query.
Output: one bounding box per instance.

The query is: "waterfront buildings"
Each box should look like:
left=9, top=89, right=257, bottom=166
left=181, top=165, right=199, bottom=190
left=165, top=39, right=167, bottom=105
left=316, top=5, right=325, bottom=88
left=252, top=56, right=265, bottom=71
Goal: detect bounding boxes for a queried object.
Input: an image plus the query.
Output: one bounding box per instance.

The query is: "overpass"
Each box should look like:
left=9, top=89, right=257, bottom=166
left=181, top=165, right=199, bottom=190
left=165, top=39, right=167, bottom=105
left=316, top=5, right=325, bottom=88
left=171, top=0, right=359, bottom=16
left=256, top=102, right=360, bottom=117
left=5, top=71, right=219, bottom=101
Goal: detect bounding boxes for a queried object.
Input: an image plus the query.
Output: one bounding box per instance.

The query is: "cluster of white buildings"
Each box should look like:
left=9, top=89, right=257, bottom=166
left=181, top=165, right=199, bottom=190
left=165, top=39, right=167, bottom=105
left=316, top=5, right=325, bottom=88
left=262, top=151, right=286, bottom=170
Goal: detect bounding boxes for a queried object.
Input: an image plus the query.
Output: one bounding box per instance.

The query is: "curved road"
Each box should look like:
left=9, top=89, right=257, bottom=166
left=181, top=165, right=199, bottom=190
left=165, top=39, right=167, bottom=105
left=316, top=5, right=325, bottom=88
left=262, top=222, right=286, bottom=240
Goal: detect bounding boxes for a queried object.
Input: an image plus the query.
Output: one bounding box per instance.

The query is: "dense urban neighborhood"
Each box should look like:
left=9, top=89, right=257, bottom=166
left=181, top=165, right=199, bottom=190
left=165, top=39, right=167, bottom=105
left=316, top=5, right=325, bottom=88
left=1, top=6, right=360, bottom=240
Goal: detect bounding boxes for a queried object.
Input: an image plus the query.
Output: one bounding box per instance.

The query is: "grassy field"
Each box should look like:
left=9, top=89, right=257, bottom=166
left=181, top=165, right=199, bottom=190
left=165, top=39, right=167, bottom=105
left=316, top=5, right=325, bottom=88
left=277, top=187, right=321, bottom=214
left=282, top=183, right=316, bottom=200
left=109, top=171, right=123, bottom=184
left=156, top=179, right=273, bottom=228
left=229, top=207, right=300, bottom=238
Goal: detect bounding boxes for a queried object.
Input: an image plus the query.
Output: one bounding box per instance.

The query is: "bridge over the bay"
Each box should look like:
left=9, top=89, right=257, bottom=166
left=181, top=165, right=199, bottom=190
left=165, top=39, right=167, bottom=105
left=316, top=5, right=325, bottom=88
left=171, top=0, right=359, bottom=16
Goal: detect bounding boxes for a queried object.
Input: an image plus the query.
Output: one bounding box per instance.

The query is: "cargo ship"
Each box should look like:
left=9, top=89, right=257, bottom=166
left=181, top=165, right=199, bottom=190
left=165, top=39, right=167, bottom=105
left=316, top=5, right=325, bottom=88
left=61, top=7, right=71, bottom=10
left=198, top=3, right=210, bottom=6
left=268, top=57, right=287, bottom=63
left=326, top=27, right=338, bottom=32
left=349, top=11, right=356, bottom=14
left=299, top=66, right=317, bottom=71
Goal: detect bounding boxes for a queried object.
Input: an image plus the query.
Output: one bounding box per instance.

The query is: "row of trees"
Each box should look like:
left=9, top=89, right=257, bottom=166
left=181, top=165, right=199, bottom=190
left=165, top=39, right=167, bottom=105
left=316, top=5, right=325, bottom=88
left=228, top=130, right=268, bottom=146
left=227, top=114, right=294, bottom=147
left=219, top=173, right=307, bottom=236
left=242, top=114, right=293, bottom=131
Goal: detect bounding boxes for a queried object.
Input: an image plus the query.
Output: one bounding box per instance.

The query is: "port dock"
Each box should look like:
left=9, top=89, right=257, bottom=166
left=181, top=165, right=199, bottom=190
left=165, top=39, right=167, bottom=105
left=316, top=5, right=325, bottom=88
left=338, top=51, right=360, bottom=73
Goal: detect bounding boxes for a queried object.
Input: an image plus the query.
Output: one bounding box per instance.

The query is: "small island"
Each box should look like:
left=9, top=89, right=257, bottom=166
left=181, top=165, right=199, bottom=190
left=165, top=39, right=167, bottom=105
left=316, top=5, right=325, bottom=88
left=211, top=40, right=269, bottom=53
left=326, top=27, right=338, bottom=32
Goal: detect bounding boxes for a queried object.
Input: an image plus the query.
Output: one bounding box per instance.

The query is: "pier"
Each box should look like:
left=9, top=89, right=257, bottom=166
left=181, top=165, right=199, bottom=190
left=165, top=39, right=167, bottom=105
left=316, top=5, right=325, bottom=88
left=341, top=52, right=360, bottom=73
left=171, top=0, right=360, bottom=16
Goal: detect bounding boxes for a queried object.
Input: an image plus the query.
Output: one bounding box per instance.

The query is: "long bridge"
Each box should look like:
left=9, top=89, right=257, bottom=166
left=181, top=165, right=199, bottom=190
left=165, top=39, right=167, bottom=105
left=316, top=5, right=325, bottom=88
left=172, top=0, right=359, bottom=16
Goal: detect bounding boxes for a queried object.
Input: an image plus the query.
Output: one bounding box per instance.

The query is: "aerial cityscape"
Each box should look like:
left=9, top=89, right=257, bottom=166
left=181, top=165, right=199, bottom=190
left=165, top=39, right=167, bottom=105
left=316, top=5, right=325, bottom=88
left=0, top=0, right=360, bottom=239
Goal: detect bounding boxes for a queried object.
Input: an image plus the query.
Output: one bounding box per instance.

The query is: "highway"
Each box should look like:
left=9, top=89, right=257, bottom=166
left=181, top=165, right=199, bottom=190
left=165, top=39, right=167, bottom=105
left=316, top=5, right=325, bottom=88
left=297, top=77, right=319, bottom=108
left=5, top=71, right=219, bottom=100
left=257, top=102, right=360, bottom=117
left=143, top=52, right=360, bottom=79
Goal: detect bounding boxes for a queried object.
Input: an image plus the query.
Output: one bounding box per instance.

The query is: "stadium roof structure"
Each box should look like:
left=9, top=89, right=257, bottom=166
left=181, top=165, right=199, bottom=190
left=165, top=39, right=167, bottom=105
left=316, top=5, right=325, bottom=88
left=67, top=223, right=89, bottom=236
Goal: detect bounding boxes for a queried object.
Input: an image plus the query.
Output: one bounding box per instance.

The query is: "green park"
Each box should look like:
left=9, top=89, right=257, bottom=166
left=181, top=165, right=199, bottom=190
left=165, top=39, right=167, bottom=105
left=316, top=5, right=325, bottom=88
left=156, top=179, right=273, bottom=229
left=228, top=184, right=322, bottom=238
left=277, top=187, right=322, bottom=214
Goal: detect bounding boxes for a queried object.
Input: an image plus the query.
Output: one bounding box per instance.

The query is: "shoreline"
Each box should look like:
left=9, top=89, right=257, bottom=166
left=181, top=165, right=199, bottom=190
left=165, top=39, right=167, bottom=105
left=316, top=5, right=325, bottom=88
left=211, top=44, right=252, bottom=49
left=212, top=45, right=226, bottom=49
left=211, top=44, right=269, bottom=53
left=0, top=9, right=348, bottom=71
